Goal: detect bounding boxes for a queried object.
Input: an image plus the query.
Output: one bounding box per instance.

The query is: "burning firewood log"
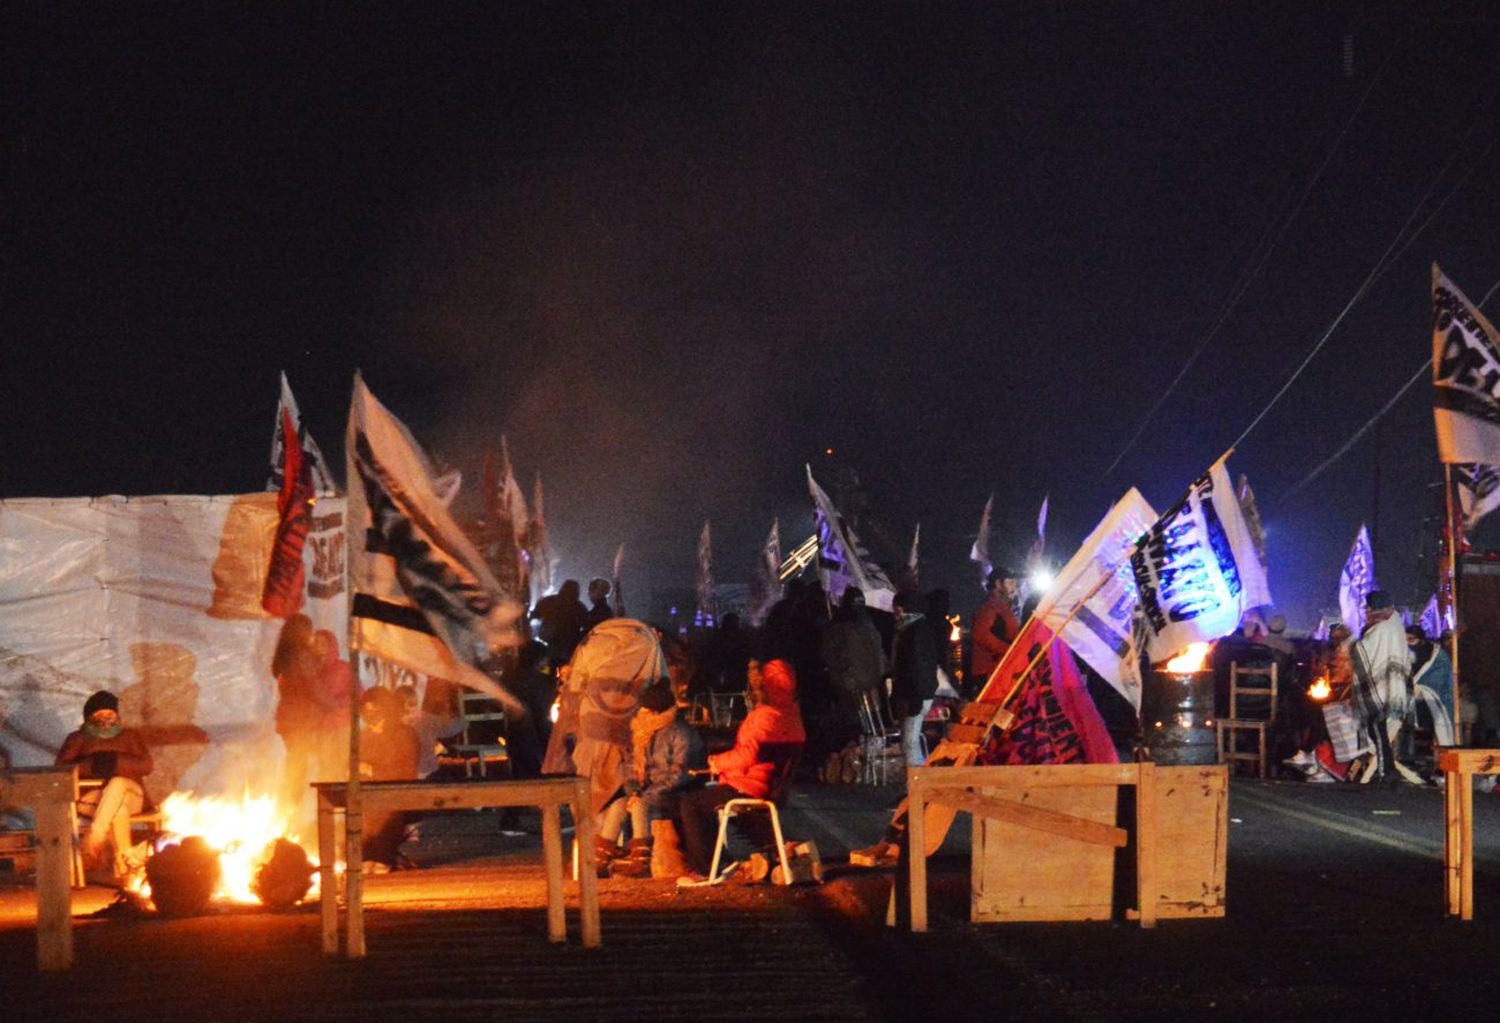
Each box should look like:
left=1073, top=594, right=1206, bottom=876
left=145, top=836, right=221, bottom=917
left=252, top=837, right=314, bottom=909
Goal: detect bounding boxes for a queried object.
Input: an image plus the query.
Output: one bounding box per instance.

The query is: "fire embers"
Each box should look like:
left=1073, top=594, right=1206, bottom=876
left=252, top=837, right=315, bottom=909
left=145, top=837, right=223, bottom=917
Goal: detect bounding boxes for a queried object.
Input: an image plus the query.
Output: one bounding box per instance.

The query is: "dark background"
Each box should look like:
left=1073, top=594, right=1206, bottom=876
left=4, top=1, right=1498, bottom=627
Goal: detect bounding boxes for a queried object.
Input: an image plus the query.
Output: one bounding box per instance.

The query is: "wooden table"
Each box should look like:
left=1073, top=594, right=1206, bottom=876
left=314, top=776, right=600, bottom=956
left=1439, top=748, right=1500, bottom=920
left=0, top=766, right=77, bottom=971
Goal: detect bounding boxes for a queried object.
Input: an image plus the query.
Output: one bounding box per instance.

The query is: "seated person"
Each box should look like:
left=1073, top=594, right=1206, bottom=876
left=596, top=680, right=706, bottom=877
left=358, top=687, right=421, bottom=871
left=54, top=690, right=153, bottom=877
left=677, top=658, right=805, bottom=880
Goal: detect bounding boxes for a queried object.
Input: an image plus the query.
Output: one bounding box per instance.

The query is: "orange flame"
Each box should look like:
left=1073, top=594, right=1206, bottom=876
left=1308, top=676, right=1331, bottom=701
left=131, top=789, right=320, bottom=905
left=1164, top=642, right=1212, bottom=673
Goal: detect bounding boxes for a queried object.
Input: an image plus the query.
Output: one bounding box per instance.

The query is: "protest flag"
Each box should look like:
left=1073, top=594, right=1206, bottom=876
left=1455, top=462, right=1500, bottom=530
left=479, top=438, right=530, bottom=604
left=969, top=493, right=994, bottom=585
left=1337, top=524, right=1375, bottom=639
left=749, top=519, right=782, bottom=625
left=695, top=521, right=715, bottom=624
left=907, top=522, right=920, bottom=579
left=526, top=472, right=554, bottom=605
left=807, top=466, right=895, bottom=611
left=267, top=371, right=337, bottom=494
left=262, top=406, right=315, bottom=617
left=345, top=373, right=522, bottom=710
left=1031, top=489, right=1157, bottom=707
left=1419, top=594, right=1442, bottom=640
left=1130, top=458, right=1272, bottom=664
left=976, top=618, right=1117, bottom=765
left=612, top=543, right=626, bottom=617
left=1433, top=265, right=1500, bottom=465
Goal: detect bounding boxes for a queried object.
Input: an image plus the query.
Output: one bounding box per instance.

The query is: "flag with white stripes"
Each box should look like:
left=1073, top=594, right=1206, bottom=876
left=807, top=466, right=894, bottom=611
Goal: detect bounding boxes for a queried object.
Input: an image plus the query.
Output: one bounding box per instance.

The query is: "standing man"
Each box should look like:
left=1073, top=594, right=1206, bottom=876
left=890, top=590, right=939, bottom=767
left=970, top=568, right=1021, bottom=694
left=586, top=577, right=614, bottom=629
left=533, top=579, right=590, bottom=668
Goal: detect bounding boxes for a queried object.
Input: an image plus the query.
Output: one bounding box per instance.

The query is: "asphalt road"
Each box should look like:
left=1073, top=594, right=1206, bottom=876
left=5, top=777, right=1500, bottom=1021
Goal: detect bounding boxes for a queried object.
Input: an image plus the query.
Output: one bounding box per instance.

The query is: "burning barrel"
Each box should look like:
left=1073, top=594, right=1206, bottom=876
left=1141, top=643, right=1217, bottom=766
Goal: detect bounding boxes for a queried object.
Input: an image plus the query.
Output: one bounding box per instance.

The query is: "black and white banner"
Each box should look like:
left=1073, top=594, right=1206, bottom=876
left=346, top=373, right=521, bottom=708
left=1130, top=460, right=1272, bottom=663
left=807, top=466, right=894, bottom=611
left=1433, top=264, right=1500, bottom=466
left=1456, top=462, right=1500, bottom=531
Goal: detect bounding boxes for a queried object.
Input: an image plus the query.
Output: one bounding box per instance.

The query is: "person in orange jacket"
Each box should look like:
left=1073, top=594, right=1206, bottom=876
left=676, top=657, right=806, bottom=878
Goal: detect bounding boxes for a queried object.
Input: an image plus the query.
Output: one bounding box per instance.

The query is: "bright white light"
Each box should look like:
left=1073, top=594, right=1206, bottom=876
left=1029, top=570, right=1054, bottom=593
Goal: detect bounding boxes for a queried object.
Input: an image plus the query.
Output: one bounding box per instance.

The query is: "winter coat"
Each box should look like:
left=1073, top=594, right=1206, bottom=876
left=56, top=727, right=153, bottom=784
left=709, top=659, right=806, bottom=799
left=820, top=612, right=887, bottom=696
left=971, top=593, right=1019, bottom=680
left=890, top=613, right=939, bottom=717
left=628, top=716, right=707, bottom=806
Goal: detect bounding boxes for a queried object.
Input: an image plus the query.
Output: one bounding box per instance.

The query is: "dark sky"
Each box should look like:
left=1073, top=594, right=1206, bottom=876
left=4, top=2, right=1499, bottom=628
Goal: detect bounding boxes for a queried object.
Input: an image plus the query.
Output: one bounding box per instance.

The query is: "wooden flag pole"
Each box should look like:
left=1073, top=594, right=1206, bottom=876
left=1446, top=462, right=1464, bottom=744
left=344, top=373, right=366, bottom=958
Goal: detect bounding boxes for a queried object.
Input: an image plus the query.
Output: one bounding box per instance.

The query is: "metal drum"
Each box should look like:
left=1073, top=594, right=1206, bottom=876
left=1141, top=669, right=1217, bottom=766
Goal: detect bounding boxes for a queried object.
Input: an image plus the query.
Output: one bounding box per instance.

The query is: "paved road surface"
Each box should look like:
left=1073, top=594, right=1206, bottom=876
left=6, top=778, right=1500, bottom=1020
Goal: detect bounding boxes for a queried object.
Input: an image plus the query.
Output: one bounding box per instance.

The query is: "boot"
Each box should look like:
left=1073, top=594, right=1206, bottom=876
left=610, top=838, right=652, bottom=878
left=594, top=836, right=622, bottom=878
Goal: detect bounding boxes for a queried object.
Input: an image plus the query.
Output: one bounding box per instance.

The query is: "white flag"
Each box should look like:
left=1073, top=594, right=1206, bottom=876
left=750, top=519, right=782, bottom=625
left=1337, top=524, right=1375, bottom=639
left=526, top=472, right=554, bottom=605
left=695, top=521, right=715, bottom=623
left=808, top=466, right=895, bottom=611
left=1455, top=463, right=1500, bottom=530
left=1033, top=489, right=1158, bottom=708
left=907, top=522, right=920, bottom=574
left=346, top=373, right=522, bottom=709
left=1418, top=594, right=1442, bottom=639
left=1433, top=265, right=1500, bottom=465
left=1131, top=459, right=1273, bottom=663
left=268, top=372, right=337, bottom=494
left=969, top=493, right=994, bottom=584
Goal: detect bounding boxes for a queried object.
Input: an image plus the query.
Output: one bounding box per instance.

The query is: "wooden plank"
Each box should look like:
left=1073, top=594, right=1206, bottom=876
left=1135, top=763, right=1157, bottom=929
left=317, top=792, right=339, bottom=955
left=33, top=781, right=74, bottom=971
left=972, top=782, right=1117, bottom=922
left=926, top=789, right=1128, bottom=848
left=1445, top=767, right=1461, bottom=916
left=915, top=762, right=1139, bottom=791
left=541, top=803, right=566, bottom=943
left=572, top=778, right=601, bottom=949
left=945, top=724, right=990, bottom=745
left=907, top=770, right=928, bottom=933
left=1438, top=748, right=1500, bottom=774
left=317, top=778, right=580, bottom=814
left=1461, top=770, right=1475, bottom=921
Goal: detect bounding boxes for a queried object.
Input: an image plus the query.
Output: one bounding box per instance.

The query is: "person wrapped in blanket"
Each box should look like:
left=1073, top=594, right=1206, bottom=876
left=594, top=680, right=706, bottom=877
left=55, top=690, right=154, bottom=880
left=1284, top=591, right=1426, bottom=785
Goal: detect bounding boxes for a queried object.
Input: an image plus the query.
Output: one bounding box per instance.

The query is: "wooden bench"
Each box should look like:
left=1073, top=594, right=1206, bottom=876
left=0, top=766, right=78, bottom=971
left=1439, top=748, right=1500, bottom=920
left=313, top=776, right=601, bottom=957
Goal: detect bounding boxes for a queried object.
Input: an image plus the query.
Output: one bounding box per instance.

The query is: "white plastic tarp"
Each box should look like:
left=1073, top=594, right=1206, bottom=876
left=0, top=493, right=348, bottom=803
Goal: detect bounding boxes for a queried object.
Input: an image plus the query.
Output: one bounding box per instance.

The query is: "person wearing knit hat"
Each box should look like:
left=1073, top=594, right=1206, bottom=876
left=55, top=689, right=154, bottom=880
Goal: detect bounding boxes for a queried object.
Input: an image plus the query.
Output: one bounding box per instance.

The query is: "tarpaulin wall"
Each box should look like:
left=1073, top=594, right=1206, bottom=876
left=0, top=493, right=347, bottom=803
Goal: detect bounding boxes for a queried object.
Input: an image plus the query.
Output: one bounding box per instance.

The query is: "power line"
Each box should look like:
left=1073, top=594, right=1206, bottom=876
left=1276, top=274, right=1500, bottom=503
left=1227, top=89, right=1500, bottom=454
left=1101, top=33, right=1407, bottom=479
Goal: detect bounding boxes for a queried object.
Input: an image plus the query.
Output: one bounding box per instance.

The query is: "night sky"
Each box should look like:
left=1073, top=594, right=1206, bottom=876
left=5, top=2, right=1499, bottom=628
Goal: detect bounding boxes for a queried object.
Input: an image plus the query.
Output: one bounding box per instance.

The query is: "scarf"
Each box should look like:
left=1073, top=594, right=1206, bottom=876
left=82, top=721, right=123, bottom=740
left=630, top=706, right=677, bottom=784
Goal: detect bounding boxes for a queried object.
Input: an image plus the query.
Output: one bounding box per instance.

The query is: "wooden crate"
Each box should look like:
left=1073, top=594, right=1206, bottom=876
left=1, top=831, right=39, bottom=877
left=969, top=764, right=1226, bottom=923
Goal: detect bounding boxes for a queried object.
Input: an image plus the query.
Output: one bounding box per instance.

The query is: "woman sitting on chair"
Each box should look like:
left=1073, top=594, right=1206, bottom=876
left=55, top=690, right=153, bottom=879
left=677, top=658, right=805, bottom=880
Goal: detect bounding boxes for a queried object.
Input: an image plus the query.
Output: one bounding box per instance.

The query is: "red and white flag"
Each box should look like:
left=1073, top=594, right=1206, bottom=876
left=267, top=372, right=337, bottom=495
left=262, top=406, right=315, bottom=618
